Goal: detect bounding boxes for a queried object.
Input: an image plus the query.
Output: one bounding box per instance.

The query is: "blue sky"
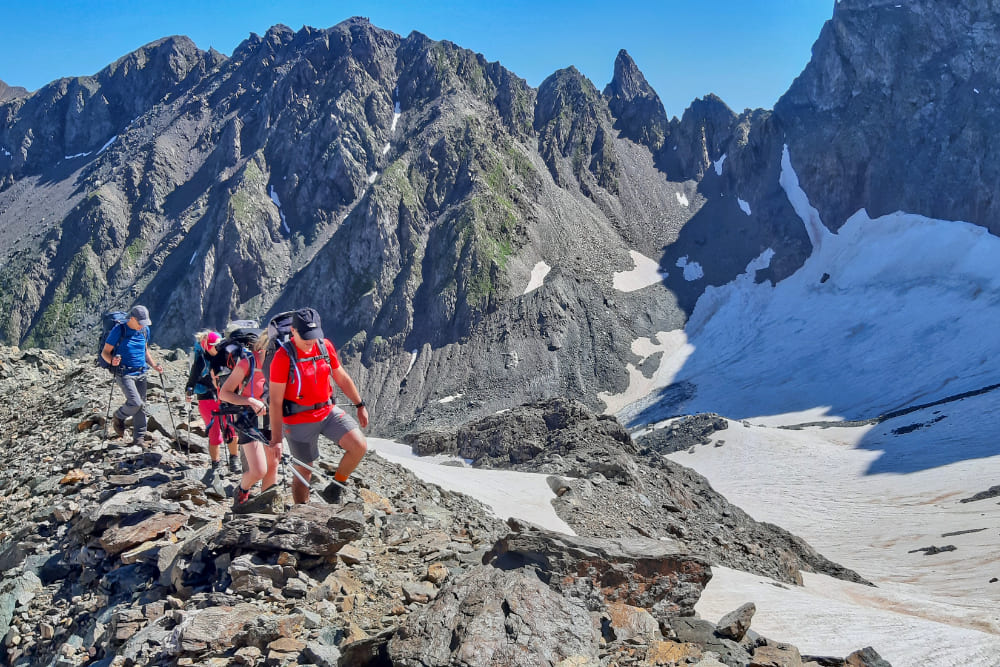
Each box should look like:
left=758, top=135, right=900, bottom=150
left=1, top=0, right=832, bottom=118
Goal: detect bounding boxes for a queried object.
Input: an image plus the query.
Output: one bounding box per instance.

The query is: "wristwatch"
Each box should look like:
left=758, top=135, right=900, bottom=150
left=354, top=401, right=366, bottom=408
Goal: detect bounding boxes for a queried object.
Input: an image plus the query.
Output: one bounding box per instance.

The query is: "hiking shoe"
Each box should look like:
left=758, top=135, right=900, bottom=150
left=229, top=454, right=241, bottom=473
left=111, top=415, right=125, bottom=438
left=321, top=480, right=346, bottom=504
left=232, top=486, right=251, bottom=510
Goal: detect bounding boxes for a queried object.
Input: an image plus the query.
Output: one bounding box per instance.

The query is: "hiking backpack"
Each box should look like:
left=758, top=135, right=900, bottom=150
left=214, top=327, right=263, bottom=393
left=264, top=311, right=332, bottom=401
left=95, top=311, right=130, bottom=372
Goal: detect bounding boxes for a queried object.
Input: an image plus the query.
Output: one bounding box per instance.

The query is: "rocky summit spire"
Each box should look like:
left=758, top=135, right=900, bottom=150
left=603, top=49, right=668, bottom=151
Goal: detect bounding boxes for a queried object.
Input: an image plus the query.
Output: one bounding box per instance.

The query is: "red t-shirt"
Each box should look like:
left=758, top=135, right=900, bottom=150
left=235, top=351, right=266, bottom=400
left=269, top=339, right=340, bottom=424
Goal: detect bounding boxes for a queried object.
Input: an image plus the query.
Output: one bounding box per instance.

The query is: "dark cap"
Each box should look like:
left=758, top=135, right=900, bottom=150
left=292, top=307, right=324, bottom=340
left=130, top=305, right=152, bottom=326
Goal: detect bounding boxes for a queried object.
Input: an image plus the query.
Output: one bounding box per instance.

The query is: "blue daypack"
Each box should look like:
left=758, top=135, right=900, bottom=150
left=95, top=311, right=129, bottom=371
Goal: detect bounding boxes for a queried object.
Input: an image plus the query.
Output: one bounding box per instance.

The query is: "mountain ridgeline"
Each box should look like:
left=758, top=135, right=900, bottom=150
left=1, top=1, right=997, bottom=434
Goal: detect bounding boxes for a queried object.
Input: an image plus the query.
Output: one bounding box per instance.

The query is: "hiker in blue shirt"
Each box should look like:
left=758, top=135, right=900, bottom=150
left=101, top=305, right=164, bottom=446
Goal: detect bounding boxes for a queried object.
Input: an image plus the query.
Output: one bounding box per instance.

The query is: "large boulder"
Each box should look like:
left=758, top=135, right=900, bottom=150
left=211, top=503, right=364, bottom=556
left=388, top=565, right=599, bottom=666
left=485, top=519, right=711, bottom=618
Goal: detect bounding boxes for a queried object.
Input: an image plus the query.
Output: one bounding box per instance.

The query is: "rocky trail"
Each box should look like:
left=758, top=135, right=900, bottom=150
left=0, top=346, right=887, bottom=666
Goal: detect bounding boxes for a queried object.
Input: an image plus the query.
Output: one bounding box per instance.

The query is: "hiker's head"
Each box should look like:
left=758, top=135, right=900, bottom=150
left=291, top=308, right=323, bottom=343
left=254, top=330, right=270, bottom=353
left=129, top=305, right=152, bottom=328
left=197, top=330, right=222, bottom=354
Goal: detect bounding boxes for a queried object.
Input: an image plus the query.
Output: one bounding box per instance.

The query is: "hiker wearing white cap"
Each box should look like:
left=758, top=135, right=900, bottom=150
left=101, top=305, right=163, bottom=446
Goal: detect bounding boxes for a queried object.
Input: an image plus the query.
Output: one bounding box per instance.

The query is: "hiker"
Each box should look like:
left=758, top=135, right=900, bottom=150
left=101, top=305, right=163, bottom=446
left=184, top=330, right=240, bottom=471
left=268, top=308, right=368, bottom=504
left=219, top=332, right=278, bottom=507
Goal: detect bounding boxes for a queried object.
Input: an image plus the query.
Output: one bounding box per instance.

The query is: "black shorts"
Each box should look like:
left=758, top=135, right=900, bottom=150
left=233, top=410, right=270, bottom=445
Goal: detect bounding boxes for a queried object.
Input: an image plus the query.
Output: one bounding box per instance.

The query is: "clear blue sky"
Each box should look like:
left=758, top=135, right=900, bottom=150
left=1, top=0, right=832, bottom=118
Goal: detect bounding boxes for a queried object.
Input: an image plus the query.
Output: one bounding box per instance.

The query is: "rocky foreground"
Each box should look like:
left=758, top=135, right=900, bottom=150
left=0, top=346, right=889, bottom=666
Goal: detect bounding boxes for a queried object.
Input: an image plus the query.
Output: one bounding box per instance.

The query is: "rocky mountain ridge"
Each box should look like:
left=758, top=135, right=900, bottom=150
left=0, top=345, right=892, bottom=666
left=3, top=1, right=998, bottom=435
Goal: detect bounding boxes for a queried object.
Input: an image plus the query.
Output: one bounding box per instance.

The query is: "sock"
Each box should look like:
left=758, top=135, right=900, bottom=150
left=334, top=473, right=349, bottom=484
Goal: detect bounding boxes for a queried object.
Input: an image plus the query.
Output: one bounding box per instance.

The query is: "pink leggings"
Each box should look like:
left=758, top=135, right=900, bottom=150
left=197, top=398, right=224, bottom=446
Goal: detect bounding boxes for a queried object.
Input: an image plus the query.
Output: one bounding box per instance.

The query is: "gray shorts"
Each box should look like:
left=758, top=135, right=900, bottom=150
left=283, top=406, right=359, bottom=464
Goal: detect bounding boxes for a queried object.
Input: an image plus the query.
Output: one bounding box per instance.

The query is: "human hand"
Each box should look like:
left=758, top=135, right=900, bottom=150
left=112, top=355, right=121, bottom=367
left=153, top=363, right=164, bottom=373
left=357, top=405, right=369, bottom=429
left=249, top=397, right=266, bottom=416
left=185, top=393, right=193, bottom=403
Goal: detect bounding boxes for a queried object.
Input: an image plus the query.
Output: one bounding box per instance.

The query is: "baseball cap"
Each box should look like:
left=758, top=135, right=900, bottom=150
left=292, top=307, right=324, bottom=340
left=130, top=305, right=152, bottom=326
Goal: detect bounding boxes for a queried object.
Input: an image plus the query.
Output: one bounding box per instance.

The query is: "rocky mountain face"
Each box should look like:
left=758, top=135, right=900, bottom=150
left=0, top=79, right=28, bottom=102
left=0, top=345, right=891, bottom=666
left=776, top=0, right=1000, bottom=233
left=2, top=3, right=998, bottom=435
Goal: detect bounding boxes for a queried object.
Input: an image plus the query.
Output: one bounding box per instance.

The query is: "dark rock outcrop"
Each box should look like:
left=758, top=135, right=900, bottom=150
left=486, top=519, right=711, bottom=618
left=408, top=397, right=869, bottom=587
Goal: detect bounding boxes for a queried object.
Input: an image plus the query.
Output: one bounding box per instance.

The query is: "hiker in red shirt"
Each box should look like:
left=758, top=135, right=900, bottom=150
left=268, top=308, right=369, bottom=504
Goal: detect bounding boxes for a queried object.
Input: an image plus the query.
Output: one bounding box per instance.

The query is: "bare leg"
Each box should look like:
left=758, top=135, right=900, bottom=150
left=291, top=464, right=312, bottom=504
left=240, top=442, right=267, bottom=492
left=334, top=429, right=368, bottom=481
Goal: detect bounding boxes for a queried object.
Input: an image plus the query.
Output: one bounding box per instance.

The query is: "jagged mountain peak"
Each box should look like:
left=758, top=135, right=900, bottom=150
left=605, top=49, right=657, bottom=102
left=604, top=49, right=668, bottom=152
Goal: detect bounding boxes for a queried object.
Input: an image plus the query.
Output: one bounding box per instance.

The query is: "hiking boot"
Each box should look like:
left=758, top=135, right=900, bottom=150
left=111, top=415, right=125, bottom=438
left=228, top=454, right=241, bottom=473
left=321, top=480, right=347, bottom=504
left=232, top=485, right=251, bottom=511
left=211, top=459, right=220, bottom=470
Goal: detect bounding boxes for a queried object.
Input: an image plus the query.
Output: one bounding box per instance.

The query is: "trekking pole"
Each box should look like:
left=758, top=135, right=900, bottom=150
left=184, top=400, right=193, bottom=456
left=157, top=371, right=178, bottom=445
left=104, top=366, right=118, bottom=445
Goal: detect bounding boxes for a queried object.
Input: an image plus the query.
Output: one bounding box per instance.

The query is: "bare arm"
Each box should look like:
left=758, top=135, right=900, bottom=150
left=102, top=342, right=118, bottom=366
left=269, top=380, right=286, bottom=445
left=221, top=365, right=266, bottom=415
left=332, top=365, right=368, bottom=428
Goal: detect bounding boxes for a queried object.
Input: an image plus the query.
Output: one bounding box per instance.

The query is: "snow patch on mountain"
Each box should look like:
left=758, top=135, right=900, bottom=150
left=97, top=135, right=117, bottom=154
left=613, top=250, right=666, bottom=292
left=676, top=191, right=689, bottom=207
left=676, top=256, right=704, bottom=281
left=781, top=145, right=829, bottom=251
left=714, top=153, right=727, bottom=176
left=523, top=261, right=551, bottom=294
left=738, top=198, right=751, bottom=215
left=269, top=185, right=290, bottom=233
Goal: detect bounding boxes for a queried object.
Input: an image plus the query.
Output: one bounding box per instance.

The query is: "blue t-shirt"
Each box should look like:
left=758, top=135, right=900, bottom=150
left=105, top=325, right=149, bottom=374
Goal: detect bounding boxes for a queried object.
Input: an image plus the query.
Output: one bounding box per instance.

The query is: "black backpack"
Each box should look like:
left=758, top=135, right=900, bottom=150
left=214, top=327, right=263, bottom=391
left=95, top=311, right=129, bottom=372
left=264, top=311, right=331, bottom=400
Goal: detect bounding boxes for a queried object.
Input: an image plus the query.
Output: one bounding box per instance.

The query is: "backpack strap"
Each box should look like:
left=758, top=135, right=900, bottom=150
left=285, top=340, right=332, bottom=400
